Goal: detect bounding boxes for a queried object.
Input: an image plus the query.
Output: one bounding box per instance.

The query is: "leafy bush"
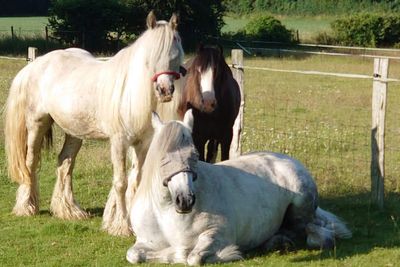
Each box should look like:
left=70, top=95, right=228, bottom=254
left=244, top=15, right=295, bottom=43
left=332, top=13, right=400, bottom=47
left=223, top=0, right=400, bottom=16
left=313, top=31, right=338, bottom=45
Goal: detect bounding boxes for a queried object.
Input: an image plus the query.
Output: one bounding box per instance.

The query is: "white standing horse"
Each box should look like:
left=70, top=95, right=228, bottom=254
left=127, top=111, right=352, bottom=265
left=4, top=11, right=184, bottom=236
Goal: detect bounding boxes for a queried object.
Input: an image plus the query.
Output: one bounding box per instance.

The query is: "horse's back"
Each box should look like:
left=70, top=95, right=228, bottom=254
left=217, top=151, right=317, bottom=195
left=195, top=152, right=318, bottom=248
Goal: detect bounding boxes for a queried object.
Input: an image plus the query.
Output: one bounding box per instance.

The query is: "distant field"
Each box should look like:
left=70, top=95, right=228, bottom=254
left=0, top=17, right=48, bottom=36
left=223, top=15, right=335, bottom=42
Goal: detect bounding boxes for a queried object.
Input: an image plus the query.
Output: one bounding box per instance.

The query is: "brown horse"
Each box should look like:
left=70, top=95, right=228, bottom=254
left=178, top=45, right=241, bottom=162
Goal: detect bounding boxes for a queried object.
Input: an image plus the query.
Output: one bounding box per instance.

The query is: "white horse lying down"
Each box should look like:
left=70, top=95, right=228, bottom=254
left=127, top=111, right=352, bottom=265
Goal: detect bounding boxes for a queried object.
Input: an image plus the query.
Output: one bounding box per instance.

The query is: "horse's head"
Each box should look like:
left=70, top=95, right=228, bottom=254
left=146, top=11, right=185, bottom=103
left=151, top=110, right=197, bottom=214
left=184, top=45, right=225, bottom=113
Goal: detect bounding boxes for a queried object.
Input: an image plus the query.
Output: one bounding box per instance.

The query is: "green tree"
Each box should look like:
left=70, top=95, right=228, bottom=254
left=48, top=0, right=225, bottom=52
left=48, top=0, right=126, bottom=51
left=122, top=0, right=225, bottom=48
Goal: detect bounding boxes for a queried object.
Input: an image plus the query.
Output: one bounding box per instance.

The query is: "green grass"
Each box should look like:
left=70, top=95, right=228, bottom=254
left=0, top=17, right=48, bottom=36
left=0, top=53, right=400, bottom=266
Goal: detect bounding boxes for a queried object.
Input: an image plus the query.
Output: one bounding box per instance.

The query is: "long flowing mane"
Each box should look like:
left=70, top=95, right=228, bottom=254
left=97, top=21, right=183, bottom=134
left=135, top=121, right=193, bottom=203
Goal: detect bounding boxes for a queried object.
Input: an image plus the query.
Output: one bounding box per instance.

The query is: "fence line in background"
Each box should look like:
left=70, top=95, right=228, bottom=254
left=247, top=47, right=400, bottom=60
left=231, top=49, right=393, bottom=208
left=231, top=64, right=400, bottom=83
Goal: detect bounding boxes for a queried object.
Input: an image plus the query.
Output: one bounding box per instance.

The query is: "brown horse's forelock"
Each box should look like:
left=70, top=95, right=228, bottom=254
left=179, top=46, right=229, bottom=117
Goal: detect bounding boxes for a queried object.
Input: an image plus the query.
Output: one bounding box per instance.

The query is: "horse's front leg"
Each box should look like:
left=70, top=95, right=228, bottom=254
left=126, top=136, right=152, bottom=212
left=220, top=130, right=233, bottom=161
left=126, top=241, right=188, bottom=264
left=102, top=135, right=131, bottom=236
left=206, top=139, right=218, bottom=163
left=187, top=231, right=242, bottom=265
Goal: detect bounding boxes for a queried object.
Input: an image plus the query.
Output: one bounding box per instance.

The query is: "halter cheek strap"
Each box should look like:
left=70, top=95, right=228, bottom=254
left=151, top=71, right=181, bottom=82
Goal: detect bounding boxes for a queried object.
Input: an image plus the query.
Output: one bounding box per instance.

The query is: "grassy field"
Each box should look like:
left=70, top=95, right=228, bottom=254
left=0, top=17, right=48, bottom=36
left=0, top=52, right=400, bottom=265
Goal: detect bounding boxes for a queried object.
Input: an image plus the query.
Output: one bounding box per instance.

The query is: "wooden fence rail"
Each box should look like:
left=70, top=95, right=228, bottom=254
left=229, top=50, right=397, bottom=209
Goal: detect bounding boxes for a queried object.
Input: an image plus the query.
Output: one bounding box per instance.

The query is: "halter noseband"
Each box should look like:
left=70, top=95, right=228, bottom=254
left=151, top=71, right=181, bottom=82
left=151, top=66, right=187, bottom=82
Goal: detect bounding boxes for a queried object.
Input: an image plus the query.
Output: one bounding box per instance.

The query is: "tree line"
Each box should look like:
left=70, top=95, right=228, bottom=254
left=223, top=0, right=400, bottom=15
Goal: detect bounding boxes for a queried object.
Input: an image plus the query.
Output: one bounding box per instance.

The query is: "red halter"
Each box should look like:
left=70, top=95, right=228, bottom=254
left=151, top=71, right=181, bottom=82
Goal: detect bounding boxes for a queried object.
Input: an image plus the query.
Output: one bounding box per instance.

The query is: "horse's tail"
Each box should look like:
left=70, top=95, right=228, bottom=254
left=306, top=207, right=352, bottom=248
left=4, top=67, right=32, bottom=184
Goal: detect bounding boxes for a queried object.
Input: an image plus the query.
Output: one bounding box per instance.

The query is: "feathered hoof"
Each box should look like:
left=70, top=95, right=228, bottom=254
left=102, top=218, right=132, bottom=237
left=12, top=202, right=38, bottom=216
left=306, top=223, right=335, bottom=249
left=50, top=202, right=89, bottom=220
left=126, top=247, right=144, bottom=264
left=187, top=254, right=203, bottom=266
left=13, top=184, right=39, bottom=216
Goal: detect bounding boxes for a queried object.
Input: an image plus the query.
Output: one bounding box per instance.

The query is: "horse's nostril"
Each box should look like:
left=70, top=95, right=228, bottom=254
left=176, top=195, right=181, bottom=206
left=190, top=194, right=196, bottom=206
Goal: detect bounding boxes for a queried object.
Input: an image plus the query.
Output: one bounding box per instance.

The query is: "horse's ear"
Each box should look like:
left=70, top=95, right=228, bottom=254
left=196, top=43, right=204, bottom=53
left=169, top=13, right=178, bottom=30
left=183, top=109, right=194, bottom=132
left=147, top=11, right=157, bottom=29
left=151, top=111, right=163, bottom=130
left=217, top=44, right=224, bottom=55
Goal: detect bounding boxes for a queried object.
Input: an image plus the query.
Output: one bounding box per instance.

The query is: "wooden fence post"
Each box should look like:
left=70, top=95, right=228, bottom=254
left=11, top=26, right=14, bottom=40
left=371, top=57, right=389, bottom=209
left=27, top=47, right=38, bottom=63
left=230, top=49, right=245, bottom=158
left=45, top=26, right=49, bottom=50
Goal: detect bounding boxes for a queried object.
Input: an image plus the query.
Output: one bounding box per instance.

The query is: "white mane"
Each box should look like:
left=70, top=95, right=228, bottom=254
left=97, top=22, right=182, bottom=135
left=135, top=121, right=192, bottom=203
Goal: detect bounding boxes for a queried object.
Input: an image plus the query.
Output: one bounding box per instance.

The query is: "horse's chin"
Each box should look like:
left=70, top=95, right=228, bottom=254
left=157, top=94, right=173, bottom=103
left=175, top=208, right=192, bottom=214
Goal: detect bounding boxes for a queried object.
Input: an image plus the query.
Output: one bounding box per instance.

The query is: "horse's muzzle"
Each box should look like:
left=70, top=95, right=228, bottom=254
left=156, top=84, right=174, bottom=102
left=175, top=192, right=196, bottom=214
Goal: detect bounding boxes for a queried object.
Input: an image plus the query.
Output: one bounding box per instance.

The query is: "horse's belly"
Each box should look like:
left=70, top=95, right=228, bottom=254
left=47, top=96, right=108, bottom=139
left=235, top=203, right=289, bottom=249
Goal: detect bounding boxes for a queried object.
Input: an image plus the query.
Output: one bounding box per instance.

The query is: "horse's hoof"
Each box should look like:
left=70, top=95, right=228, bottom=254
left=187, top=254, right=202, bottom=266
left=126, top=247, right=144, bottom=263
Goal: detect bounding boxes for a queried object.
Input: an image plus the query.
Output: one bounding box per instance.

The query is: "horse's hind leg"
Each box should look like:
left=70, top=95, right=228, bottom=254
left=102, top=135, right=131, bottom=236
left=220, top=130, right=233, bottom=161
left=50, top=134, right=88, bottom=219
left=13, top=117, right=52, bottom=216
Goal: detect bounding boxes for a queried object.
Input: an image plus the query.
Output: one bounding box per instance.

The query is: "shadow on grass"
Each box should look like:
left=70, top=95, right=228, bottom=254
left=86, top=207, right=105, bottom=217
left=278, top=191, right=400, bottom=262
left=37, top=207, right=104, bottom=217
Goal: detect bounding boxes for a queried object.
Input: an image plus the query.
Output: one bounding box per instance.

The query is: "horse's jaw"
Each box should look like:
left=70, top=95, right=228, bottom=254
left=157, top=94, right=173, bottom=103
left=175, top=208, right=193, bottom=214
